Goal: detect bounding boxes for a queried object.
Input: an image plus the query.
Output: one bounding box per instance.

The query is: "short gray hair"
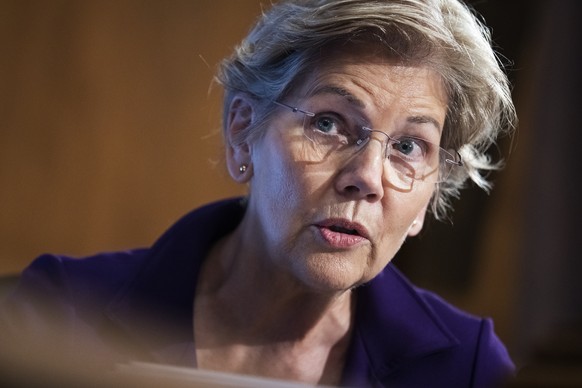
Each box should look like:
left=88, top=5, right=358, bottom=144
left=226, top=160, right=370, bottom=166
left=216, top=0, right=517, bottom=220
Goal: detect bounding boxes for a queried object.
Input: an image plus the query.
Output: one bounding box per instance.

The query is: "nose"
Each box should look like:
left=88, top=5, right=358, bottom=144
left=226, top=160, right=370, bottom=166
left=334, top=136, right=386, bottom=201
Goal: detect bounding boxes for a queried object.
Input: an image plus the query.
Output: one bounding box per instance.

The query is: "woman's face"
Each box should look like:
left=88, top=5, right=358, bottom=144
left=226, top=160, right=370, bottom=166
left=230, top=53, right=448, bottom=293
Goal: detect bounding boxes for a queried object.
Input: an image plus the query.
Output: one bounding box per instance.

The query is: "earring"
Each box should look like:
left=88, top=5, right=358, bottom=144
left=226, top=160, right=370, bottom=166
left=239, top=164, right=248, bottom=174
left=412, top=220, right=418, bottom=227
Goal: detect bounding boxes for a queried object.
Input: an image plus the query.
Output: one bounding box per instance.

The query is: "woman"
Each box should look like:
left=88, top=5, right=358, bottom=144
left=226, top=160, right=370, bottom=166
left=1, top=0, right=516, bottom=386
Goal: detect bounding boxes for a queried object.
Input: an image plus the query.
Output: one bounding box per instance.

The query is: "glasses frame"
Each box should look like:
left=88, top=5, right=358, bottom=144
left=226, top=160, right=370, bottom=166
left=273, top=100, right=463, bottom=183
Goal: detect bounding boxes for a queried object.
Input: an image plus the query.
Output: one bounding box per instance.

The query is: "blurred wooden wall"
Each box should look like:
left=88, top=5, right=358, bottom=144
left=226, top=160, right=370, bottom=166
left=0, top=0, right=261, bottom=274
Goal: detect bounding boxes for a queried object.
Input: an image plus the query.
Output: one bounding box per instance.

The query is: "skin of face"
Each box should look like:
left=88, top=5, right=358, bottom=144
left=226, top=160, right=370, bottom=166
left=225, top=52, right=448, bottom=295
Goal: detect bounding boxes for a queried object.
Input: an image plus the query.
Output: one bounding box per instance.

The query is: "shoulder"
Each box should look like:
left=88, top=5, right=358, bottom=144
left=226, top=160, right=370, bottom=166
left=2, top=197, right=246, bottom=333
left=0, top=250, right=149, bottom=380
left=0, top=249, right=149, bottom=348
left=415, top=285, right=514, bottom=365
left=418, top=288, right=515, bottom=386
left=22, top=250, right=146, bottom=298
left=0, top=250, right=146, bottom=346
left=2, top=250, right=148, bottom=329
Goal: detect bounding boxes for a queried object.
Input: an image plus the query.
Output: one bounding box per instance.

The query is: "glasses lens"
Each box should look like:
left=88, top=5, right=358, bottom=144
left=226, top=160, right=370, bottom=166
left=282, top=102, right=461, bottom=188
left=386, top=139, right=462, bottom=188
left=300, top=111, right=369, bottom=160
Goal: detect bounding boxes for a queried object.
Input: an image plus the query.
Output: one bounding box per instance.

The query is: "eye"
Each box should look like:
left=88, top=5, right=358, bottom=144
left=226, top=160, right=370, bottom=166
left=308, top=113, right=352, bottom=139
left=305, top=112, right=365, bottom=146
left=311, top=113, right=351, bottom=136
left=315, top=116, right=338, bottom=134
left=392, top=137, right=427, bottom=159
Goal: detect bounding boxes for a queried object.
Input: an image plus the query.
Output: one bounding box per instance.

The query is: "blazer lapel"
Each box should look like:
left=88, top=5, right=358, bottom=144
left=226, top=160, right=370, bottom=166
left=342, top=265, right=459, bottom=386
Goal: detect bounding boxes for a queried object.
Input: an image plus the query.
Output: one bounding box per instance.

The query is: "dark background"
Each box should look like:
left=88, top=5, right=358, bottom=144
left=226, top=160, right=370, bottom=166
left=397, top=1, right=582, bottom=382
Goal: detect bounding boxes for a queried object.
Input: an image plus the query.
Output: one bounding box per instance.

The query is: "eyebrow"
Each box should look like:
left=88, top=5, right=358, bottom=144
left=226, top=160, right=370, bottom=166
left=310, top=83, right=443, bottom=132
left=407, top=115, right=443, bottom=132
left=310, top=84, right=366, bottom=109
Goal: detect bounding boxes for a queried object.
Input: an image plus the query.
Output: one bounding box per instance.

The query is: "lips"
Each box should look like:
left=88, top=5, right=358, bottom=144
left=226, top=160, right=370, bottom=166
left=314, top=219, right=370, bottom=248
left=319, top=219, right=368, bottom=238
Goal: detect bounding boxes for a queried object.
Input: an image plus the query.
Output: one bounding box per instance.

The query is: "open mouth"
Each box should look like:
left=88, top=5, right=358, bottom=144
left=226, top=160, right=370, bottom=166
left=315, top=220, right=369, bottom=248
left=328, top=225, right=360, bottom=236
left=316, top=219, right=369, bottom=241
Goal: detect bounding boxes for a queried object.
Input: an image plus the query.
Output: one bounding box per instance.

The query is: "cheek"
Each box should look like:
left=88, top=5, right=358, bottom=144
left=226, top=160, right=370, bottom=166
left=272, top=171, right=303, bottom=214
left=380, top=188, right=432, bottom=238
left=254, top=133, right=322, bottom=201
left=251, top=137, right=308, bottom=221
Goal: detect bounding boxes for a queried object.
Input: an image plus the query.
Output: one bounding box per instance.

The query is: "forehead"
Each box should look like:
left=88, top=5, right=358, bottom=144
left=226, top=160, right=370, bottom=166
left=290, top=46, right=448, bottom=115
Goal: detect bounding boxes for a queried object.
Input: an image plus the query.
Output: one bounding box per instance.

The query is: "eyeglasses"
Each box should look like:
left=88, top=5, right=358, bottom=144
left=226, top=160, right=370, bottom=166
left=274, top=100, right=463, bottom=189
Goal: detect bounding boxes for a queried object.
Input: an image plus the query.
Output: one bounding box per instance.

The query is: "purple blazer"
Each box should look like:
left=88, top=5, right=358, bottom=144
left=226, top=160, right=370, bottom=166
left=1, top=198, right=514, bottom=387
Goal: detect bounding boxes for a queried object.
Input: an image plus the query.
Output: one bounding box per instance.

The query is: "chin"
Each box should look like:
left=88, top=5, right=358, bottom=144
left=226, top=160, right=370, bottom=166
left=293, top=253, right=370, bottom=293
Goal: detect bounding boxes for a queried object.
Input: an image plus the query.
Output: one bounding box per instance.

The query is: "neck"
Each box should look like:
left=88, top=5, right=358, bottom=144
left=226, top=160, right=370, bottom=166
left=197, top=225, right=355, bottom=343
left=194, top=221, right=355, bottom=385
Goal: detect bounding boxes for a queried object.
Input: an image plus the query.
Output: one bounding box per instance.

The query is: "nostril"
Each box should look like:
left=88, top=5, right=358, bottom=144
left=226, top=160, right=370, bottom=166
left=343, top=185, right=360, bottom=194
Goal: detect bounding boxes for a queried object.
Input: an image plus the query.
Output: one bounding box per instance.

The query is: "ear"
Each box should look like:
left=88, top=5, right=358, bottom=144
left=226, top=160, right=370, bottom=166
left=407, top=204, right=428, bottom=237
left=225, top=94, right=255, bottom=183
